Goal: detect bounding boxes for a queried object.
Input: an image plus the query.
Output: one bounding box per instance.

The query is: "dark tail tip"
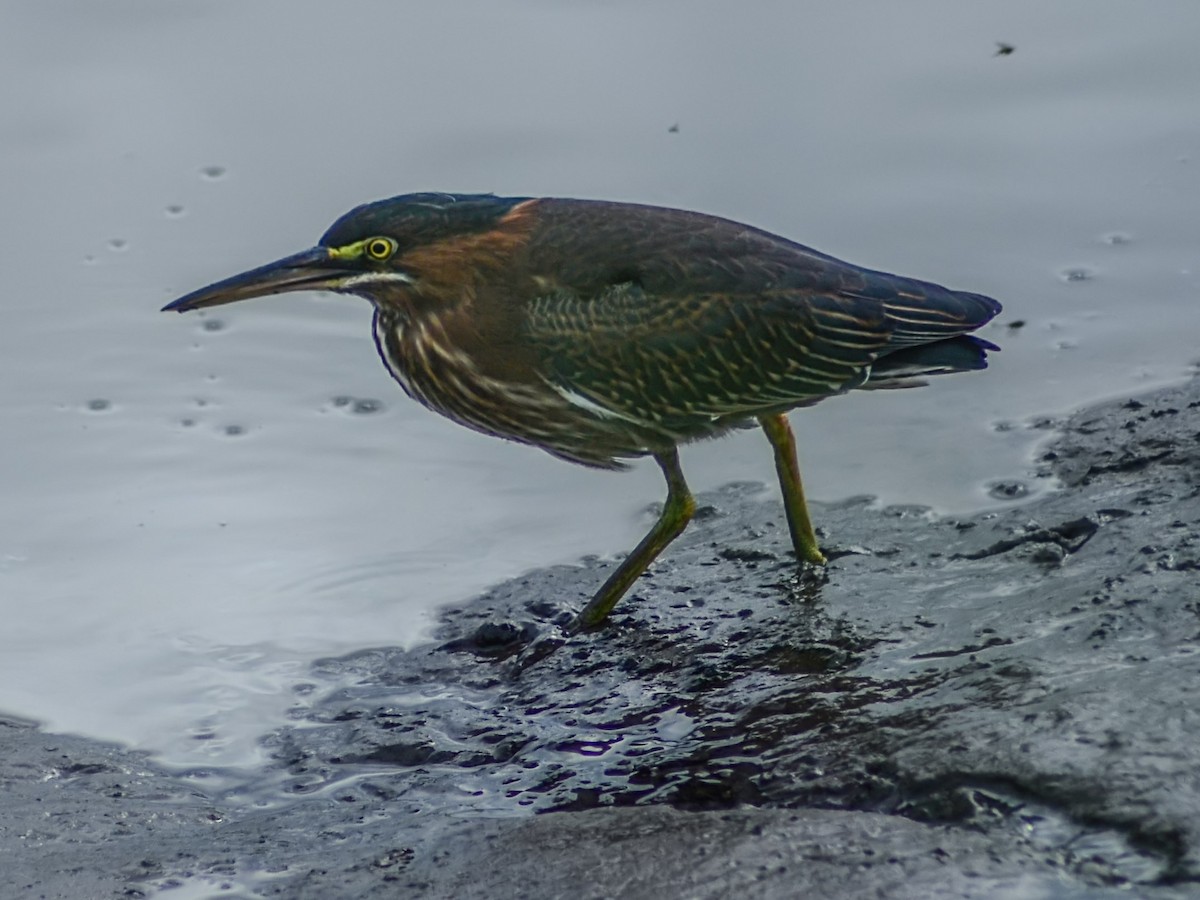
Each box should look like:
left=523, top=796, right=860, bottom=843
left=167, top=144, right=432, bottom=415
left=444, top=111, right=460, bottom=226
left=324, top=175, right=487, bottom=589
left=872, top=334, right=1000, bottom=382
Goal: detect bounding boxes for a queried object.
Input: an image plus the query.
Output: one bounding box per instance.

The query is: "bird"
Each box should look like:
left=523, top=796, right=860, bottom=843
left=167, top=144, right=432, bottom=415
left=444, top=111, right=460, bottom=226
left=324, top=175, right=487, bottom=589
left=163, top=193, right=1001, bottom=632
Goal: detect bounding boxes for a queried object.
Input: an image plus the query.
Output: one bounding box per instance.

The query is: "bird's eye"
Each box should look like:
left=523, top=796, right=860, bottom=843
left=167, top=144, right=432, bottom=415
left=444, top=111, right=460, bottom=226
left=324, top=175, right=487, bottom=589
left=365, top=237, right=396, bottom=261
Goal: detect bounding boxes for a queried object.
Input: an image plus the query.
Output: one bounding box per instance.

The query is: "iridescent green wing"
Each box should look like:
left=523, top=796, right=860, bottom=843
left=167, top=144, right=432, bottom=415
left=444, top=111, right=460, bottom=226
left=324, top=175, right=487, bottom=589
left=520, top=199, right=999, bottom=432
left=525, top=282, right=892, bottom=433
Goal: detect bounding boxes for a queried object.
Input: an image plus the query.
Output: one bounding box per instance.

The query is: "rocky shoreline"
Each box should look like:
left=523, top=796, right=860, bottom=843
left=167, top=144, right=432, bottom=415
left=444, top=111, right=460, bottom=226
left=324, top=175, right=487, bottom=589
left=4, top=377, right=1199, bottom=899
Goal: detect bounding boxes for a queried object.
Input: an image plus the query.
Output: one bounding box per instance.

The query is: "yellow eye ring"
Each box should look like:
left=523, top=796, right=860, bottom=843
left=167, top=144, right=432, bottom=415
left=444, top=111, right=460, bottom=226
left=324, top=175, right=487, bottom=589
left=365, top=237, right=396, bottom=261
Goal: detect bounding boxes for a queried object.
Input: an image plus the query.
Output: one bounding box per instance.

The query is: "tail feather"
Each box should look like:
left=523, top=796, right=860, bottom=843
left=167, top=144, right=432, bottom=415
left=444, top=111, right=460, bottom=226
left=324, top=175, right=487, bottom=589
left=862, top=334, right=999, bottom=389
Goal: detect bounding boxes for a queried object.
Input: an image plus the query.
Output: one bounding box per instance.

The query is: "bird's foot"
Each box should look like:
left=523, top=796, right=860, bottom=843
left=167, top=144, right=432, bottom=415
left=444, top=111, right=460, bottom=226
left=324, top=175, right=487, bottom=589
left=508, top=631, right=568, bottom=675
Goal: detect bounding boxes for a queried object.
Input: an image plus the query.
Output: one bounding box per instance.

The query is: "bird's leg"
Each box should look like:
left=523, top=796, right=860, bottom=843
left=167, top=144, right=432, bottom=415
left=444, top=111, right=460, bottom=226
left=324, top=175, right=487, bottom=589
left=570, top=448, right=695, bottom=631
left=758, top=413, right=827, bottom=567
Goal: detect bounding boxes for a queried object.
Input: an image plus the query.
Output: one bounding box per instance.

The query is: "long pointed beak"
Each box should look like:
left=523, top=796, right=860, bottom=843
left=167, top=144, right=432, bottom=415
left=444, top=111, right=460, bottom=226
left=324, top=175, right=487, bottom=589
left=161, top=247, right=346, bottom=313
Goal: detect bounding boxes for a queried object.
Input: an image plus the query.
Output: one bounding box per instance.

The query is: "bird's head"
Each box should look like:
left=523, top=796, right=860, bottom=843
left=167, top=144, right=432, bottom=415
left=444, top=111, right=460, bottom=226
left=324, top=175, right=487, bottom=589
left=162, top=193, right=534, bottom=314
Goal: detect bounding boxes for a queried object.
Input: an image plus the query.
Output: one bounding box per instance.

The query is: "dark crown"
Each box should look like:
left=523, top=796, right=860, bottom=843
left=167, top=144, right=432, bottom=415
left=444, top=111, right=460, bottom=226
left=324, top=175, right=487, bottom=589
left=318, top=193, right=530, bottom=251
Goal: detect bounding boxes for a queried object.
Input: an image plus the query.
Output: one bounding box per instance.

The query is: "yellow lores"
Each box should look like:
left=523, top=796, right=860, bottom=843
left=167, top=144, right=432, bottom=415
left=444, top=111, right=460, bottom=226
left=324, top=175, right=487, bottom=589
left=328, top=237, right=398, bottom=263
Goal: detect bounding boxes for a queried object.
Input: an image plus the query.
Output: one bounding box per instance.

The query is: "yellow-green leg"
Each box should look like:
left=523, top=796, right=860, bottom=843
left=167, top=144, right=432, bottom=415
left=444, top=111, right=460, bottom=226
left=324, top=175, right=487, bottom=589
left=570, top=448, right=696, bottom=631
left=758, top=413, right=827, bottom=566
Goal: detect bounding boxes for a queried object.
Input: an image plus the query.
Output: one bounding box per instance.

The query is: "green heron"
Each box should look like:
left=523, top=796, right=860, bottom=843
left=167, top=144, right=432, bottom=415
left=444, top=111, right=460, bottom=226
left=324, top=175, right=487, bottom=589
left=164, top=194, right=1001, bottom=631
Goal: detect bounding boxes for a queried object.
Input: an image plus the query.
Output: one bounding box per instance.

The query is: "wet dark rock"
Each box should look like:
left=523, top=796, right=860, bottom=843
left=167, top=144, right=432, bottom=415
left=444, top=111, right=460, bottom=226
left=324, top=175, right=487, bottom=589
left=4, top=378, right=1200, bottom=898
left=986, top=479, right=1030, bottom=500
left=439, top=620, right=539, bottom=659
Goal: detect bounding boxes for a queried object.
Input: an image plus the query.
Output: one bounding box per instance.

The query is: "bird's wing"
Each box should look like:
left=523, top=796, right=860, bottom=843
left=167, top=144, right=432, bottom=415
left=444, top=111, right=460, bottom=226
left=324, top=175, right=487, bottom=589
left=519, top=199, right=1000, bottom=430
left=524, top=282, right=893, bottom=431
left=839, top=272, right=1002, bottom=350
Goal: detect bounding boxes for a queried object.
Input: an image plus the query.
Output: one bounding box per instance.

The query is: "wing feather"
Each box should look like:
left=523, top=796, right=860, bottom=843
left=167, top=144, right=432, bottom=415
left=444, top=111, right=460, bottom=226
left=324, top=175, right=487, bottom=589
left=526, top=285, right=892, bottom=433
left=515, top=200, right=1001, bottom=437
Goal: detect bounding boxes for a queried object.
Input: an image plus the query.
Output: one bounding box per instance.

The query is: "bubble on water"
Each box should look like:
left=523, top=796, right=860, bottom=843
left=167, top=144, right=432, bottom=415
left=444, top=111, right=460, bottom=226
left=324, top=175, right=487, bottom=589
left=1059, top=266, right=1095, bottom=283
left=200, top=165, right=226, bottom=180
left=194, top=398, right=209, bottom=408
left=165, top=204, right=186, bottom=217
left=202, top=318, right=226, bottom=332
left=85, top=398, right=112, bottom=412
left=351, top=398, right=384, bottom=415
left=328, top=395, right=386, bottom=415
left=181, top=418, right=196, bottom=428
left=1101, top=231, right=1132, bottom=246
left=992, top=420, right=1016, bottom=433
left=108, top=238, right=128, bottom=251
left=987, top=480, right=1030, bottom=501
left=223, top=424, right=245, bottom=437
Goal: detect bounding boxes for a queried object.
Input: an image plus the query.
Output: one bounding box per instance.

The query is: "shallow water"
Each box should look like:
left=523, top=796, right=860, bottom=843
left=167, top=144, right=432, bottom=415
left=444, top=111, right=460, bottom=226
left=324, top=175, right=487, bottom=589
left=1, top=0, right=1198, bottom=766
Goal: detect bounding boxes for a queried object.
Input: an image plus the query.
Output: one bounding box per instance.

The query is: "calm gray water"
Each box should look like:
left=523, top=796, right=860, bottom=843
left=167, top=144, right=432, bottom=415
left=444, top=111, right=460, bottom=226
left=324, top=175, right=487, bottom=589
left=2, top=0, right=1198, bottom=766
